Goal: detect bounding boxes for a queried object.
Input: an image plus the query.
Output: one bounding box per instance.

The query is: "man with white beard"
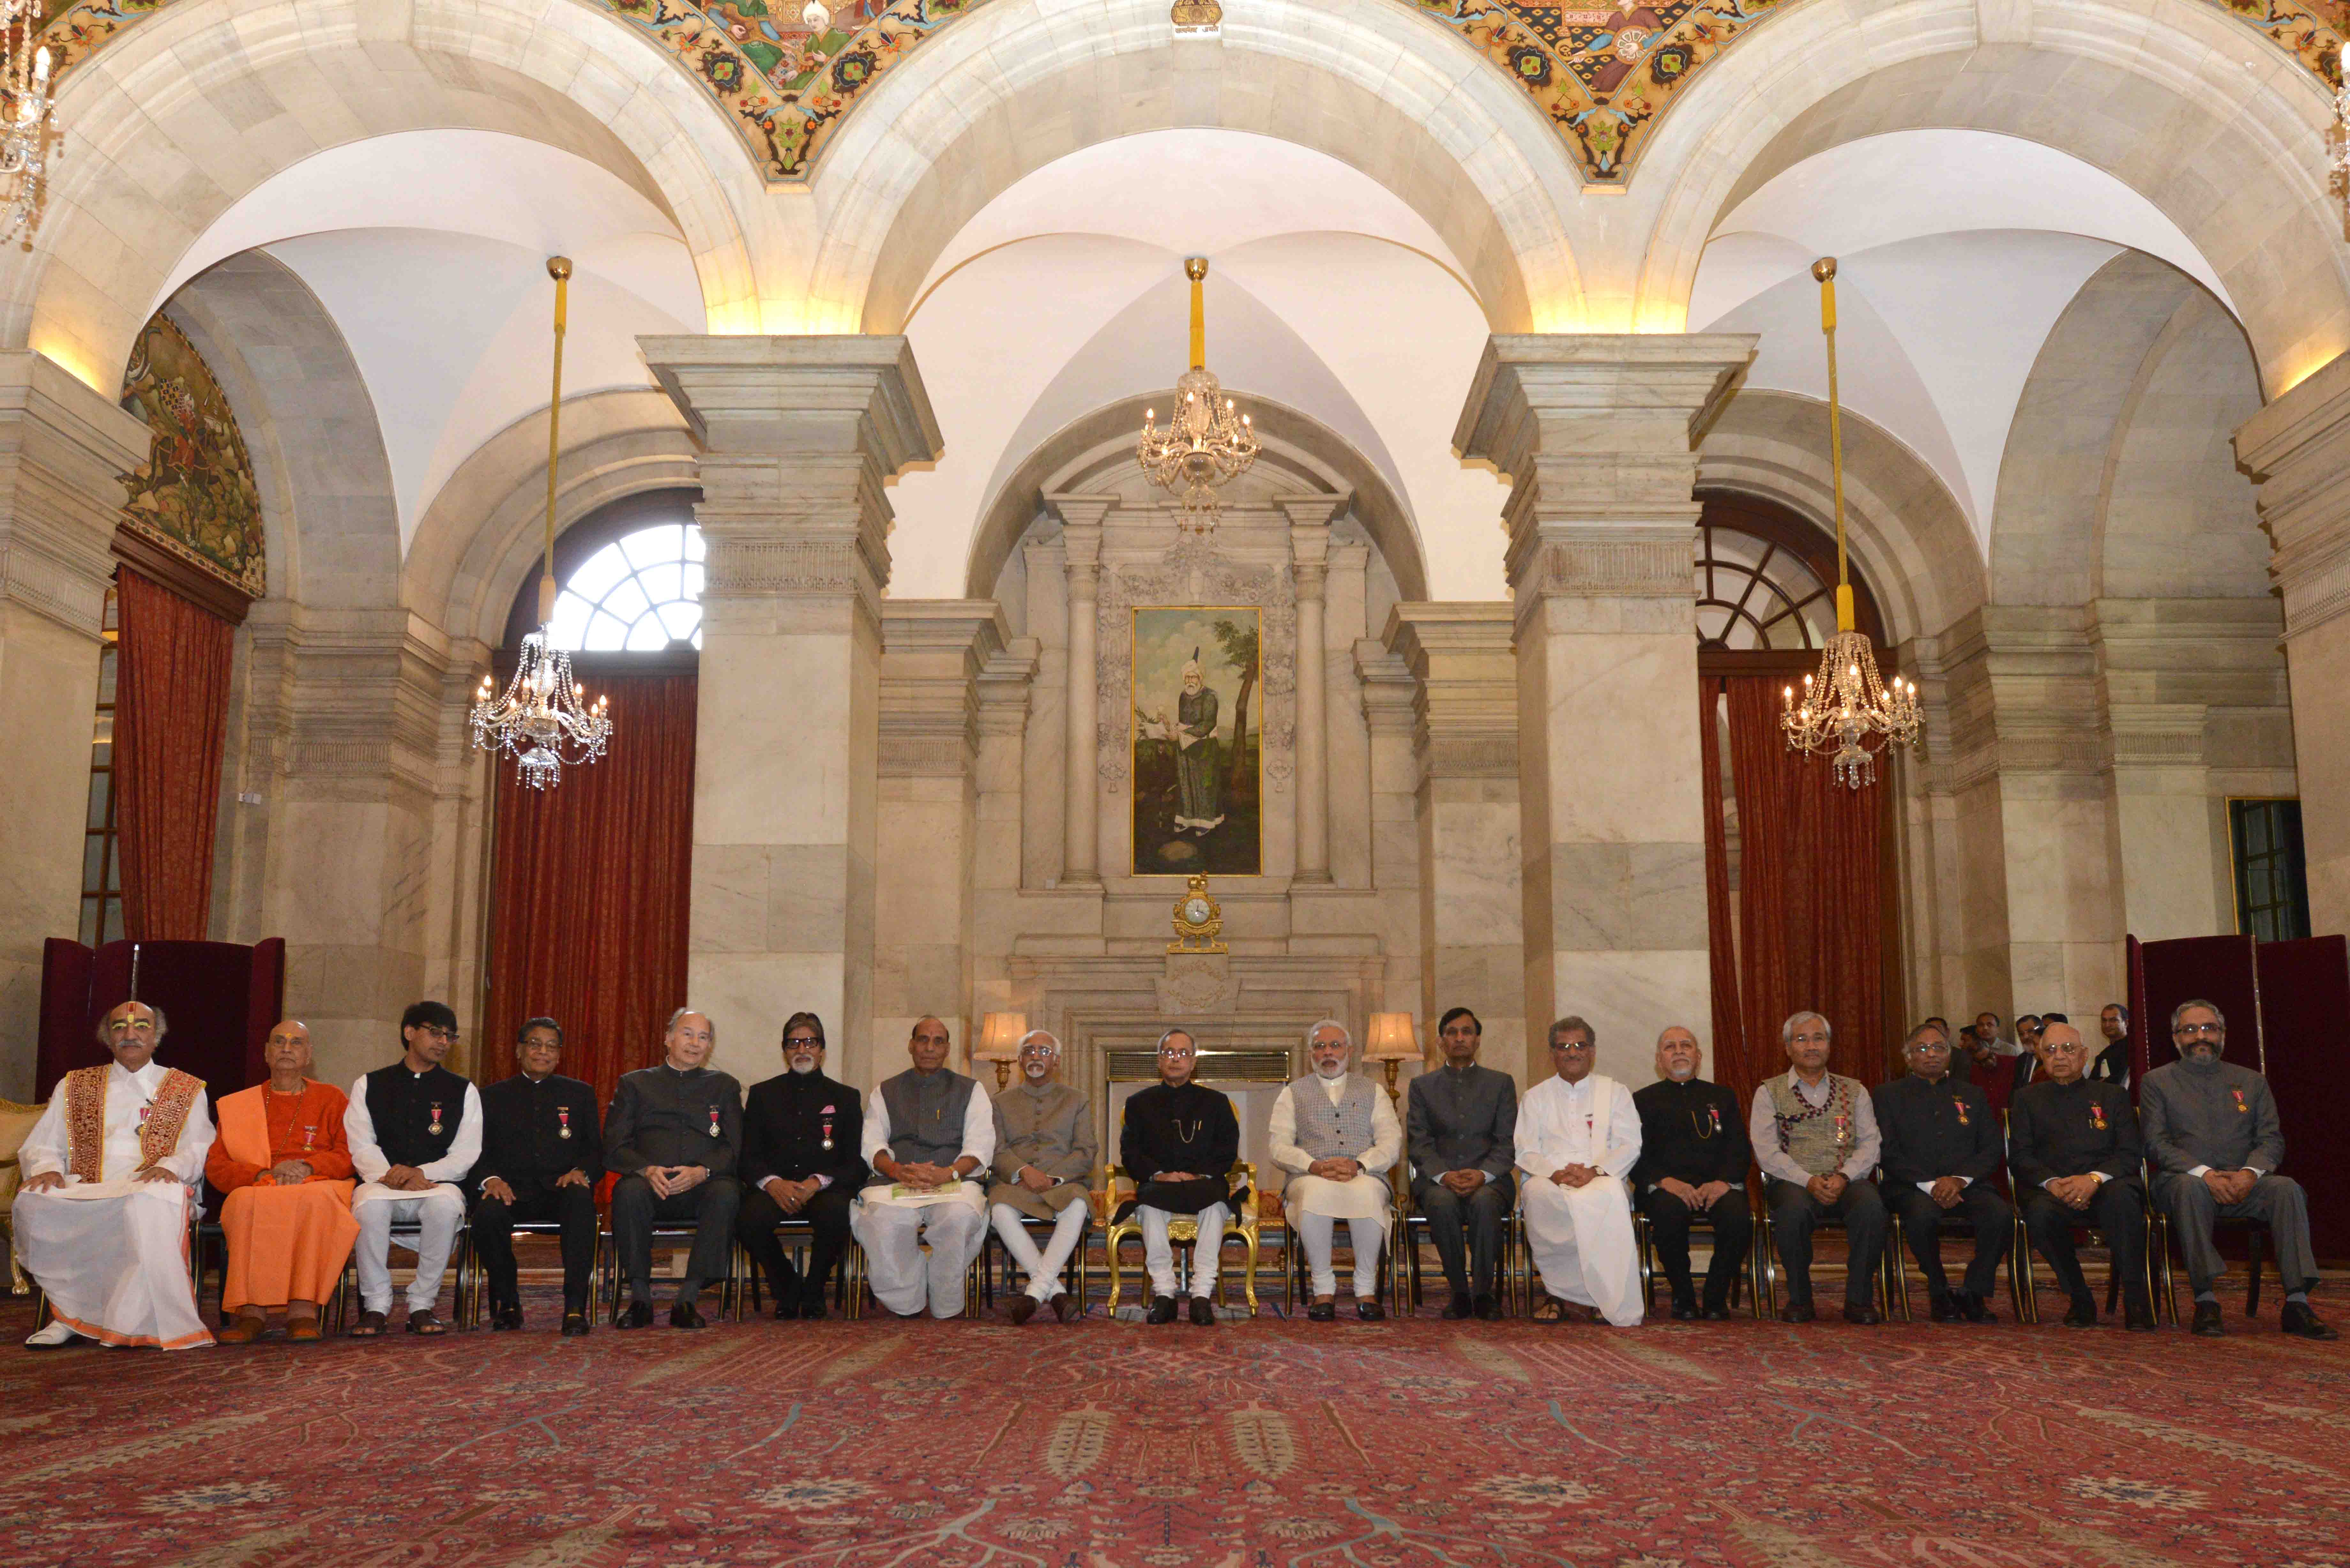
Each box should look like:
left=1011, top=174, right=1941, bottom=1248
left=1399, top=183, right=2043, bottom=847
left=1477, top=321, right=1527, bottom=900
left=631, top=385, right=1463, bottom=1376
left=987, top=1029, right=1096, bottom=1322
left=737, top=1013, right=867, bottom=1319
left=1518, top=1015, right=1643, bottom=1325
left=1268, top=1020, right=1399, bottom=1321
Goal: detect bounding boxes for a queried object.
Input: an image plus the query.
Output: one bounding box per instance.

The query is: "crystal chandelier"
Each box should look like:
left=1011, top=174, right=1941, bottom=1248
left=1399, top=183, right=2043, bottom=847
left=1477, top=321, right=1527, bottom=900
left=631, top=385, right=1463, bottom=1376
left=2335, top=55, right=2350, bottom=232
left=0, top=5, right=55, bottom=246
left=470, top=257, right=611, bottom=788
left=1137, top=256, right=1258, bottom=535
left=1780, top=257, right=1922, bottom=789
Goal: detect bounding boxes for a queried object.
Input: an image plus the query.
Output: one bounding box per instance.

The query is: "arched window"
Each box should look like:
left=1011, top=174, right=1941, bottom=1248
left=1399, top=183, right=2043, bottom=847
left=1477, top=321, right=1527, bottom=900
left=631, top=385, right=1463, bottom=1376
left=544, top=521, right=705, bottom=652
left=1694, top=491, right=1884, bottom=666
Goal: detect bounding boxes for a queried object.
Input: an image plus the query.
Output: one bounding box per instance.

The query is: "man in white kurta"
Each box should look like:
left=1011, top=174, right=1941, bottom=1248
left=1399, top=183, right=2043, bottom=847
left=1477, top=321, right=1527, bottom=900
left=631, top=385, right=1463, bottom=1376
left=15, top=1002, right=216, bottom=1349
left=853, top=1017, right=997, bottom=1318
left=1518, top=1015, right=1643, bottom=1326
left=1269, top=1020, right=1399, bottom=1320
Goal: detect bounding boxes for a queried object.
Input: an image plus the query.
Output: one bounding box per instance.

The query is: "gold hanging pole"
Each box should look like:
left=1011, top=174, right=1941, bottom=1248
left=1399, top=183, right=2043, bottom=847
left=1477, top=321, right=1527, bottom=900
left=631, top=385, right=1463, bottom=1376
left=538, top=256, right=572, bottom=626
left=1186, top=255, right=1207, bottom=371
left=1812, top=256, right=1854, bottom=635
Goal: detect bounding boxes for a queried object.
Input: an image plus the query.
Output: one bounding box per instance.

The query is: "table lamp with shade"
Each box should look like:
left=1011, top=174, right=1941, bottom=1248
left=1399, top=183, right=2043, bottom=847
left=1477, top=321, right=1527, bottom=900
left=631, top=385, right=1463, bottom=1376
left=974, top=1011, right=1027, bottom=1089
left=1363, top=1013, right=1420, bottom=1102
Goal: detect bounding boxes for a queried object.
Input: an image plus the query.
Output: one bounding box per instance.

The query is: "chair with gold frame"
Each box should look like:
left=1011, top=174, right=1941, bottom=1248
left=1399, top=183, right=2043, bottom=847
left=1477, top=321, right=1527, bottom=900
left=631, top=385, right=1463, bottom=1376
left=1102, top=1158, right=1262, bottom=1315
left=0, top=1096, right=44, bottom=1295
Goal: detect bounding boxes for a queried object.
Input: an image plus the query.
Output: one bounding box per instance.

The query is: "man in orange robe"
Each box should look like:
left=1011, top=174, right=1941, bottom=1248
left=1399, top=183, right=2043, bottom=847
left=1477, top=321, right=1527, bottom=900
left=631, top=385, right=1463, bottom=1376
left=206, top=1020, right=358, bottom=1342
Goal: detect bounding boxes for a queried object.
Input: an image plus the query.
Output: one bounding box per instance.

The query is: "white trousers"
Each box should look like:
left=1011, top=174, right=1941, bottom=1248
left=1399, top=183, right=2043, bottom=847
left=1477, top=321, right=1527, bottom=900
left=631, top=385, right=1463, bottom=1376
left=15, top=1181, right=210, bottom=1349
left=853, top=1196, right=988, bottom=1317
left=354, top=1188, right=464, bottom=1315
left=1522, top=1175, right=1642, bottom=1326
left=991, top=1202, right=1087, bottom=1300
left=1297, top=1210, right=1385, bottom=1299
left=1141, top=1201, right=1229, bottom=1298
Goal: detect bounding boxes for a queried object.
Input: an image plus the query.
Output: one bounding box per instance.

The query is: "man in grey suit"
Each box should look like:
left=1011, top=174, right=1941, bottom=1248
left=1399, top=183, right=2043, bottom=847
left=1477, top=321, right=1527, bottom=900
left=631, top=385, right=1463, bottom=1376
left=2142, top=999, right=2334, bottom=1340
left=1405, top=1006, right=1517, bottom=1320
left=987, top=1029, right=1095, bottom=1323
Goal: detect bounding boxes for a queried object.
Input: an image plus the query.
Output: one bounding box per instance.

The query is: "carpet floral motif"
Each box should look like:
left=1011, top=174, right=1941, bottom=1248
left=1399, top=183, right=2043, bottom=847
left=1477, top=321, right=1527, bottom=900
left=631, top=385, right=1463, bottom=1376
left=26, top=0, right=2350, bottom=189
left=3, top=1292, right=2348, bottom=1565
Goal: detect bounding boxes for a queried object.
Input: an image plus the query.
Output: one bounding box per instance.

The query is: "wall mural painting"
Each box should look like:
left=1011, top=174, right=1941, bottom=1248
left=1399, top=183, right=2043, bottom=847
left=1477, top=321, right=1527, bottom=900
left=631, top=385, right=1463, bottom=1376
left=1132, top=607, right=1261, bottom=878
left=31, top=0, right=2350, bottom=191
left=118, top=313, right=266, bottom=598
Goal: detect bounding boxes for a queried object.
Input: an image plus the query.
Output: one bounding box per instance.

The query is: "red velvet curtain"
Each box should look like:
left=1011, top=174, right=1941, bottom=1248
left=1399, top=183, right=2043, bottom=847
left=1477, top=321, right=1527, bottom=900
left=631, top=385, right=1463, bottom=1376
left=114, top=568, right=236, bottom=941
left=1720, top=674, right=1889, bottom=1094
left=484, top=671, right=697, bottom=1110
left=1699, top=679, right=1756, bottom=1098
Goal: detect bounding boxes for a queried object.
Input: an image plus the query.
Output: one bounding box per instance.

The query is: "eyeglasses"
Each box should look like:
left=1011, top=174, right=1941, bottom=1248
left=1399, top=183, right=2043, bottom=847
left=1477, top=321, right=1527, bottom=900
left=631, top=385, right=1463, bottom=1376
left=418, top=1025, right=460, bottom=1044
left=785, top=1036, right=822, bottom=1049
left=2172, top=1022, right=2224, bottom=1039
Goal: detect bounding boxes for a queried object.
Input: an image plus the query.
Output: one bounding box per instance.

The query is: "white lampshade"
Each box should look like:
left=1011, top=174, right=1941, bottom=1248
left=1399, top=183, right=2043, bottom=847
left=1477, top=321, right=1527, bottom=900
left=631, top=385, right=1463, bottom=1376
left=1363, top=1012, right=1419, bottom=1061
left=975, top=1011, right=1027, bottom=1061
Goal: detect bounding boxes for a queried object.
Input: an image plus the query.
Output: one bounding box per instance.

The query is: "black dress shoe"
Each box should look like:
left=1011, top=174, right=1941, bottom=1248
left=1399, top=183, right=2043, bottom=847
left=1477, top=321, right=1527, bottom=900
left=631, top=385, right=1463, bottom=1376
left=799, top=1294, right=829, bottom=1321
left=560, top=1310, right=590, bottom=1338
left=1842, top=1303, right=1882, bottom=1326
left=1188, top=1296, right=1216, bottom=1326
left=1050, top=1291, right=1079, bottom=1323
left=2192, top=1301, right=2225, bottom=1337
left=773, top=1298, right=798, bottom=1320
left=1306, top=1298, right=1337, bottom=1322
left=1957, top=1293, right=1997, bottom=1324
left=491, top=1303, right=523, bottom=1332
left=1009, top=1295, right=1039, bottom=1326
left=1473, top=1294, right=1502, bottom=1321
left=1443, top=1292, right=1474, bottom=1320
left=1356, top=1299, right=1385, bottom=1322
left=669, top=1300, right=707, bottom=1330
left=1779, top=1301, right=1816, bottom=1323
left=2061, top=1292, right=2096, bottom=1327
left=619, top=1300, right=656, bottom=1330
left=2124, top=1301, right=2157, bottom=1333
left=1702, top=1304, right=1734, bottom=1321
left=2281, top=1301, right=2339, bottom=1340
left=1670, top=1305, right=1700, bottom=1322
left=1147, top=1294, right=1179, bottom=1324
left=1928, top=1294, right=1960, bottom=1324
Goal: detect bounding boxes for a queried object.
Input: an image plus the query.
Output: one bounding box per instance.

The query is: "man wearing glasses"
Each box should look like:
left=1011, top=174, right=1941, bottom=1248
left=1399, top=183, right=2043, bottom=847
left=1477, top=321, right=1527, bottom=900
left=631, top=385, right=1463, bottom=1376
left=987, top=1029, right=1096, bottom=1323
left=1122, top=1029, right=1242, bottom=1324
left=344, top=1001, right=483, bottom=1337
left=2009, top=1021, right=2154, bottom=1331
left=736, top=1012, right=865, bottom=1320
left=2140, top=999, right=2334, bottom=1339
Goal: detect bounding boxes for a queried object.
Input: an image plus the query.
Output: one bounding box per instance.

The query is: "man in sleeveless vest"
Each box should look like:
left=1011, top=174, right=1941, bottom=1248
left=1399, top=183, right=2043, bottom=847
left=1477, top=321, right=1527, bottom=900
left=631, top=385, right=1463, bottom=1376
left=1518, top=1016, right=1643, bottom=1325
left=1123, top=1028, right=1245, bottom=1325
left=1268, top=1019, right=1398, bottom=1321
left=207, top=1019, right=358, bottom=1343
left=606, top=1008, right=742, bottom=1329
left=987, top=1028, right=1095, bottom=1323
left=854, top=1016, right=995, bottom=1318
left=344, top=1001, right=483, bottom=1337
left=17, top=1002, right=215, bottom=1349
left=1747, top=1010, right=1887, bottom=1324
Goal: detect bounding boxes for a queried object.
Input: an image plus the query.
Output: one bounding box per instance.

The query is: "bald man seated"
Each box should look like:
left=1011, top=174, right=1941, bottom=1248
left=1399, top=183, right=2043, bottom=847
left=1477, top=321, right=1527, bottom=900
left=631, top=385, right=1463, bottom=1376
left=1630, top=1026, right=1753, bottom=1321
left=206, top=1020, right=359, bottom=1343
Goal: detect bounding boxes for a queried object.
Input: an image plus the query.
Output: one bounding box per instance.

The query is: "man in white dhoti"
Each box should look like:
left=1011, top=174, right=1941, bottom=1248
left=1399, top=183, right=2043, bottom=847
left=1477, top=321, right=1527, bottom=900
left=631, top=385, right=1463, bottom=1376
left=344, top=1001, right=483, bottom=1336
left=1269, top=1019, right=1398, bottom=1321
left=854, top=1016, right=996, bottom=1318
left=1519, top=1015, right=1643, bottom=1326
left=15, top=1001, right=216, bottom=1349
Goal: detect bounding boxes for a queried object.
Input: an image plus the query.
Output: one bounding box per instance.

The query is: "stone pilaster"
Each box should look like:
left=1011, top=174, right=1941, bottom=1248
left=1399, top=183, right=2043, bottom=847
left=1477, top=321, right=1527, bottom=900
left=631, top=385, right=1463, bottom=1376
left=1384, top=602, right=1527, bottom=1082
left=1452, top=335, right=1752, bottom=1068
left=1045, top=494, right=1111, bottom=888
left=643, top=335, right=941, bottom=1089
left=1282, top=495, right=1346, bottom=884
left=0, top=353, right=149, bottom=1093
left=2237, top=357, right=2350, bottom=936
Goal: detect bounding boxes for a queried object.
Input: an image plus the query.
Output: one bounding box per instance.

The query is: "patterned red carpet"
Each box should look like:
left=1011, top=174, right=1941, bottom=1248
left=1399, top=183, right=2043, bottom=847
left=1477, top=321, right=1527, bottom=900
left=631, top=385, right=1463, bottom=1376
left=3, top=1291, right=2346, bottom=1568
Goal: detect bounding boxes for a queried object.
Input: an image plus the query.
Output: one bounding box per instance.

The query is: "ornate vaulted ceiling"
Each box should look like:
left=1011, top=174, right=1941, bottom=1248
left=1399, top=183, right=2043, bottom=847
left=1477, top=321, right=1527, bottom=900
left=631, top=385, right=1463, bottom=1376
left=33, top=0, right=2350, bottom=187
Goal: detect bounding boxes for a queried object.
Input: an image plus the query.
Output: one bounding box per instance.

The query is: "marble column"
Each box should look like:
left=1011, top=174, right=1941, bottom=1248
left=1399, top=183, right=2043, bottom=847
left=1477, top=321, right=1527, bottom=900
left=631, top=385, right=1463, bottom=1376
left=1453, top=335, right=1753, bottom=1064
left=0, top=354, right=149, bottom=1091
left=2238, top=357, right=2350, bottom=936
left=643, top=336, right=941, bottom=1088
left=1384, top=603, right=1526, bottom=1081
left=1046, top=495, right=1111, bottom=887
left=1282, top=496, right=1345, bottom=885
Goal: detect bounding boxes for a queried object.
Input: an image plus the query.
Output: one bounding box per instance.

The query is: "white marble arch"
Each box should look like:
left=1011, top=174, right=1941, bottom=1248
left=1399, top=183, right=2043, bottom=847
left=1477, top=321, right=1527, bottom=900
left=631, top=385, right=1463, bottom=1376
left=1622, top=0, right=2346, bottom=393
left=800, top=0, right=1589, bottom=336
left=4, top=0, right=769, bottom=396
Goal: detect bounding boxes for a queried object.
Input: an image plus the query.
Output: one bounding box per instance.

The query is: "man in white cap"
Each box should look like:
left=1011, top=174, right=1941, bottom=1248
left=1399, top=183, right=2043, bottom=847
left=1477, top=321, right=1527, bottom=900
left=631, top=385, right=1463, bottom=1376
left=1269, top=1019, right=1398, bottom=1320
left=986, top=1029, right=1095, bottom=1322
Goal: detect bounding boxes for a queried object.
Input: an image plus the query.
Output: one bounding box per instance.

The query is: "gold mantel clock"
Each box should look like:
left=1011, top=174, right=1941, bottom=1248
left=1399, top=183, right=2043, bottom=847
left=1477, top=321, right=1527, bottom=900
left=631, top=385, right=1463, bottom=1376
left=1169, top=874, right=1227, bottom=954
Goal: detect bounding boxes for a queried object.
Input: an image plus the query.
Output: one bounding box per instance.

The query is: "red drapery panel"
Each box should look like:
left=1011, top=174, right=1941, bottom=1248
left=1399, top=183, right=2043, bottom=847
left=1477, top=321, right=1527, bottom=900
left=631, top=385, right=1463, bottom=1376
left=114, top=567, right=236, bottom=941
left=1721, top=674, right=1889, bottom=1093
left=1699, top=678, right=1755, bottom=1097
left=484, top=671, right=696, bottom=1110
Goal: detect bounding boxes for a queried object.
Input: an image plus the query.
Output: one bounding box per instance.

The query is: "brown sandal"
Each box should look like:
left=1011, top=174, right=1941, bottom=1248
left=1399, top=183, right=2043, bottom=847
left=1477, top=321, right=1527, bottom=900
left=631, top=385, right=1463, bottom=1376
left=1530, top=1297, right=1567, bottom=1323
left=350, top=1310, right=388, bottom=1337
left=404, top=1309, right=447, bottom=1336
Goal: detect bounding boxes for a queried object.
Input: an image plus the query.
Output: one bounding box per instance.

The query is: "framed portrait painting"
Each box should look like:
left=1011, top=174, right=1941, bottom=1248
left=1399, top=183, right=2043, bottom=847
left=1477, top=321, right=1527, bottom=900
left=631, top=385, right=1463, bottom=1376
left=1130, top=606, right=1261, bottom=876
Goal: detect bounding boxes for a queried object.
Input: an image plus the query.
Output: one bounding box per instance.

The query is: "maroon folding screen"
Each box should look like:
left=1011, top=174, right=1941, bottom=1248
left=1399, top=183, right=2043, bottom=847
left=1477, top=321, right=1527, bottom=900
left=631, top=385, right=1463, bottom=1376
left=2254, top=936, right=2350, bottom=1261
left=2129, top=933, right=2257, bottom=1079
left=36, top=937, right=284, bottom=1100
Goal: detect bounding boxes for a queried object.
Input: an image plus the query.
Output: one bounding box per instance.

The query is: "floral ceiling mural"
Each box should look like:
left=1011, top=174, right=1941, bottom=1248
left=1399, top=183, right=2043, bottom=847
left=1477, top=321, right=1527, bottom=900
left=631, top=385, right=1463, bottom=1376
left=27, top=0, right=2350, bottom=185
left=117, top=313, right=267, bottom=598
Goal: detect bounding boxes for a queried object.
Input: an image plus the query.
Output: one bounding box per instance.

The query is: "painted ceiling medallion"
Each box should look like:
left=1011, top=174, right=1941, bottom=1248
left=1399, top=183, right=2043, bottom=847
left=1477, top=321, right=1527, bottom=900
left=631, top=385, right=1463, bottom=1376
left=27, top=0, right=2350, bottom=189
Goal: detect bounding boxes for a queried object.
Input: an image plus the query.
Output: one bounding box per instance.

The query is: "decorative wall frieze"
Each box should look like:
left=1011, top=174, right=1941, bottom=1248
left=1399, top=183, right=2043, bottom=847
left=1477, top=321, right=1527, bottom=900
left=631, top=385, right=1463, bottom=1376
left=878, top=600, right=1007, bottom=779
left=1506, top=522, right=1694, bottom=601
left=1383, top=603, right=1519, bottom=780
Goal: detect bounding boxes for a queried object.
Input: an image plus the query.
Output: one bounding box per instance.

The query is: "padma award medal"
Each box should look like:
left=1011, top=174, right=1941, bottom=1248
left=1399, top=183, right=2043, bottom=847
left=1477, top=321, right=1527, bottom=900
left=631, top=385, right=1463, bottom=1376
left=557, top=1105, right=572, bottom=1140
left=429, top=1102, right=444, bottom=1137
left=708, top=1104, right=722, bottom=1139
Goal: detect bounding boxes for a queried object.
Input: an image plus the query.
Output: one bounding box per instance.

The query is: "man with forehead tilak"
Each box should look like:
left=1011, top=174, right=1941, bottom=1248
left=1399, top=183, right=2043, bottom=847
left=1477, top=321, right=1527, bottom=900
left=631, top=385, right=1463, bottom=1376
left=17, top=1002, right=216, bottom=1348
